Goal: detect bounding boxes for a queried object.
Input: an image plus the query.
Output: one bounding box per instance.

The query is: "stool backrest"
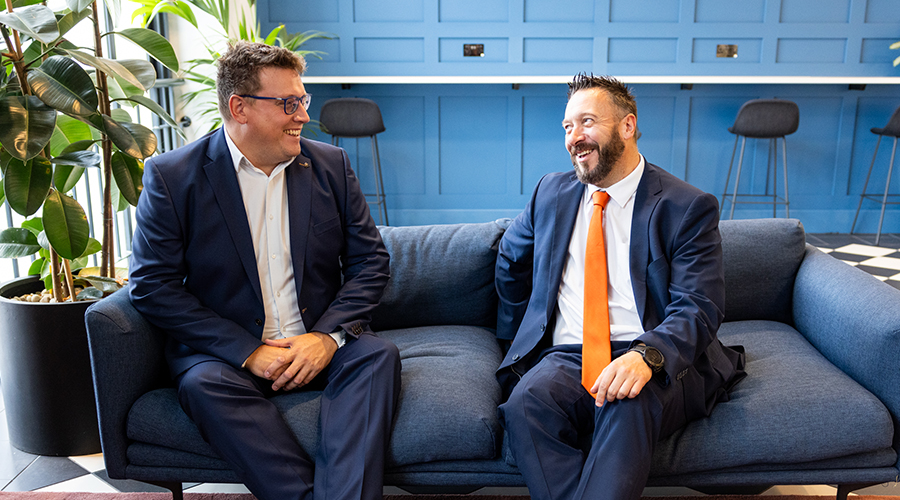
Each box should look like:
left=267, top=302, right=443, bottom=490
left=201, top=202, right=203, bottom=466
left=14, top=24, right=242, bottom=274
left=728, top=99, right=800, bottom=139
left=872, top=105, right=900, bottom=138
left=319, top=98, right=386, bottom=138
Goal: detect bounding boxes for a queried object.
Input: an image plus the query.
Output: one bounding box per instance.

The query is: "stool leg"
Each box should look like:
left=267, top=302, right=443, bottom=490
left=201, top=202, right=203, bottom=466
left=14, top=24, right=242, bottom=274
left=721, top=136, right=740, bottom=217
left=770, top=138, right=777, bottom=218
left=875, top=137, right=897, bottom=246
left=729, top=137, right=748, bottom=220
left=371, top=135, right=388, bottom=226
left=853, top=136, right=883, bottom=235
left=782, top=136, right=790, bottom=218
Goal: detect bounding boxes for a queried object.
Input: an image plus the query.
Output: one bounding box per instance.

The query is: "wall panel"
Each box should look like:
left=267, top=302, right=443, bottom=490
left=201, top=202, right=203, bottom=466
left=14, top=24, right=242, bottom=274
left=439, top=96, right=509, bottom=195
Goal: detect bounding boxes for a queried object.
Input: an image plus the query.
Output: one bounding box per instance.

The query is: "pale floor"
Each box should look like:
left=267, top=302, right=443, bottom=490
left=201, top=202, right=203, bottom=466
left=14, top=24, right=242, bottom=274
left=1, top=233, right=899, bottom=496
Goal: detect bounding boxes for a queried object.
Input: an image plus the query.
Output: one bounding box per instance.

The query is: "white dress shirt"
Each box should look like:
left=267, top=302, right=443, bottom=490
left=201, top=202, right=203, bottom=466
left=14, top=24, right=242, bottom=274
left=224, top=130, right=343, bottom=347
left=552, top=156, right=646, bottom=346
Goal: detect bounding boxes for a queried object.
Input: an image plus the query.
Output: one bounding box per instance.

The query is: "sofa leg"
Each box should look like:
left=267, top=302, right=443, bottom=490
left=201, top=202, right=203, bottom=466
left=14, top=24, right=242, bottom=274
left=836, top=483, right=880, bottom=500
left=145, top=481, right=184, bottom=500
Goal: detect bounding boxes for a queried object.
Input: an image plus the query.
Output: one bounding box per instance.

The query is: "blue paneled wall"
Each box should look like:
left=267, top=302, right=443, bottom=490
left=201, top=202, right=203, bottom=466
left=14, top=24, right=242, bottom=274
left=259, top=0, right=900, bottom=232
left=304, top=83, right=900, bottom=232
left=261, top=0, right=900, bottom=77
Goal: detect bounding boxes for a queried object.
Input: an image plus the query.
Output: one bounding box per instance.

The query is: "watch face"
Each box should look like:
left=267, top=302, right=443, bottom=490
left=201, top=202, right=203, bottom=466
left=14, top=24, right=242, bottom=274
left=645, top=348, right=664, bottom=367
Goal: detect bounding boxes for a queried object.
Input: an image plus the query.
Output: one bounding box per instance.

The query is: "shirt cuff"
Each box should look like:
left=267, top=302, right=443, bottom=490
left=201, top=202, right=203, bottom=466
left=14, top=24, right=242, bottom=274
left=329, top=330, right=346, bottom=349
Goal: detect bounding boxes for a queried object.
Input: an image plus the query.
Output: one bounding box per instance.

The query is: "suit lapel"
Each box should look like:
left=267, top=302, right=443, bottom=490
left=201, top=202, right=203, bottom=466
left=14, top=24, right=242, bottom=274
left=202, top=129, right=263, bottom=304
left=630, top=163, right=662, bottom=324
left=547, top=172, right=584, bottom=316
left=286, top=145, right=313, bottom=300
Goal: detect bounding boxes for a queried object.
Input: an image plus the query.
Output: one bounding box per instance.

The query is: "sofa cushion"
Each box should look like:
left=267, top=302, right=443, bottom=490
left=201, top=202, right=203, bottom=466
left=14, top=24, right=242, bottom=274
left=128, top=324, right=503, bottom=469
left=719, top=218, right=806, bottom=324
left=380, top=325, right=503, bottom=466
left=371, top=221, right=506, bottom=331
left=649, top=320, right=895, bottom=475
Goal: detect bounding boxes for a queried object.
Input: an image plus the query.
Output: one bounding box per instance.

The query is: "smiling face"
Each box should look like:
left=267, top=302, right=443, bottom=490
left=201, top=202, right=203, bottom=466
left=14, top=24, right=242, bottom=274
left=228, top=66, right=310, bottom=173
left=563, top=88, right=628, bottom=188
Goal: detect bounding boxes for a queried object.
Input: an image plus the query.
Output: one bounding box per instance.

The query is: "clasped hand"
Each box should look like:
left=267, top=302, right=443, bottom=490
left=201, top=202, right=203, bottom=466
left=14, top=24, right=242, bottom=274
left=589, top=351, right=652, bottom=407
left=245, top=333, right=338, bottom=391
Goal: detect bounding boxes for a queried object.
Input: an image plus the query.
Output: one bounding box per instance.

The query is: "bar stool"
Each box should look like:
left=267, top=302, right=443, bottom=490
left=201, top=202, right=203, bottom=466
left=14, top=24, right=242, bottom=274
left=319, top=98, right=389, bottom=226
left=720, top=99, right=800, bottom=220
left=851, top=105, right=900, bottom=246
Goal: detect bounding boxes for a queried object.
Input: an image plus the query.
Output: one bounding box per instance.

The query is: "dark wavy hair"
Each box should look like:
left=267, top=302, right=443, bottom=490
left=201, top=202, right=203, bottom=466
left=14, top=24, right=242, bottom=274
left=216, top=41, right=307, bottom=121
left=567, top=73, right=637, bottom=120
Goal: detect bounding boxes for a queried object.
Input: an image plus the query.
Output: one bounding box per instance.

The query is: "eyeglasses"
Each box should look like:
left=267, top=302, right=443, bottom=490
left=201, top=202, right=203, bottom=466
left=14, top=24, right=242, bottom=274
left=237, top=94, right=312, bottom=115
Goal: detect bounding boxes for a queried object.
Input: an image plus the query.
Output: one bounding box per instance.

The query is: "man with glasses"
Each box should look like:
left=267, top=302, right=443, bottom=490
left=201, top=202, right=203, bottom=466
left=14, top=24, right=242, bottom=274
left=129, top=41, right=399, bottom=500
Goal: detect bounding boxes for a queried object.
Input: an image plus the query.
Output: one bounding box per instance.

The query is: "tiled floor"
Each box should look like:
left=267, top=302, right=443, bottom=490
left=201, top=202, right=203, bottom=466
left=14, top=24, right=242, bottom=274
left=0, top=233, right=899, bottom=497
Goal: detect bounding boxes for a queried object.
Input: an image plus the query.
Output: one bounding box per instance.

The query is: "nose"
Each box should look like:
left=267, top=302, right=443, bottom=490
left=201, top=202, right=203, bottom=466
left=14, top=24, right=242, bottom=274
left=294, top=104, right=311, bottom=123
left=566, top=125, right=583, bottom=149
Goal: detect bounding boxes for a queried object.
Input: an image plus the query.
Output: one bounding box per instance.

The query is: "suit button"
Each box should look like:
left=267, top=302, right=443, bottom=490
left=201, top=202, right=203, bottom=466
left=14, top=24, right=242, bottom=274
left=512, top=354, right=520, bottom=361
left=255, top=319, right=262, bottom=326
left=539, top=324, right=545, bottom=332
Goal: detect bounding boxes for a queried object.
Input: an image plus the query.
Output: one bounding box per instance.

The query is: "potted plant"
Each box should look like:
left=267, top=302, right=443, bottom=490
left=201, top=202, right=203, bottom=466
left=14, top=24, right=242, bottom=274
left=0, top=0, right=180, bottom=455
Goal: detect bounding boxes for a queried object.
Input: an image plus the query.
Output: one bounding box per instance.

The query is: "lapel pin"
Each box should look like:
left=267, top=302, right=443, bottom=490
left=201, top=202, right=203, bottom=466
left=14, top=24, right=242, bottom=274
left=298, top=161, right=310, bottom=168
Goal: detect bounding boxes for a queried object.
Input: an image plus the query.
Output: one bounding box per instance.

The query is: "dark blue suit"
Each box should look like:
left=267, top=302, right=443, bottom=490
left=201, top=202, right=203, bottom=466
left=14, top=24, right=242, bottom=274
left=496, top=163, right=745, bottom=500
left=129, top=129, right=400, bottom=500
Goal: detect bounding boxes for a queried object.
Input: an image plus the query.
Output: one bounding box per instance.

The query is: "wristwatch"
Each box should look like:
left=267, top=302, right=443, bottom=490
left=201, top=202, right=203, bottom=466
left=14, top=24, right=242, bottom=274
left=628, top=344, right=665, bottom=373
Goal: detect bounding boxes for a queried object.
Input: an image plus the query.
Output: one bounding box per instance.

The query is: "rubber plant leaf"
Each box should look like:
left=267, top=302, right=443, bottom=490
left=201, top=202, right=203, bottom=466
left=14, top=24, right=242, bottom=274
left=0, top=5, right=59, bottom=45
left=0, top=95, right=57, bottom=161
left=26, top=55, right=99, bottom=117
left=3, top=156, right=52, bottom=216
left=110, top=151, right=143, bottom=206
left=0, top=227, right=41, bottom=258
left=41, top=188, right=89, bottom=260
left=113, top=28, right=179, bottom=72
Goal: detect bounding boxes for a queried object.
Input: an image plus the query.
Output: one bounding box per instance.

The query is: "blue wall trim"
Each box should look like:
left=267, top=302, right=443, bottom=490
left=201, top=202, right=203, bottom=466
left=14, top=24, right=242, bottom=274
left=260, top=0, right=900, bottom=77
left=303, top=83, right=900, bottom=233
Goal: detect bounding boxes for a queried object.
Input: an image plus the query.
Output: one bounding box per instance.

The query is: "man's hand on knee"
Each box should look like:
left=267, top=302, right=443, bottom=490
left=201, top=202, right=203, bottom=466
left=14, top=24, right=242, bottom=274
left=264, top=333, right=338, bottom=391
left=590, top=351, right=652, bottom=407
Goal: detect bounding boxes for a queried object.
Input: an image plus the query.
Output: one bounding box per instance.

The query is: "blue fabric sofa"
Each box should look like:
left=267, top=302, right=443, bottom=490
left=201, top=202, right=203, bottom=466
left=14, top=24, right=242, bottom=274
left=85, top=218, right=900, bottom=499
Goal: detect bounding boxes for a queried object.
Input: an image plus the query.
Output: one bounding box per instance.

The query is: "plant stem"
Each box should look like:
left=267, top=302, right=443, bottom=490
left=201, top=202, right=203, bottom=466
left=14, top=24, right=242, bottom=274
left=62, top=259, right=76, bottom=302
left=91, top=0, right=114, bottom=278
left=49, top=247, right=63, bottom=301
left=1, top=6, right=30, bottom=95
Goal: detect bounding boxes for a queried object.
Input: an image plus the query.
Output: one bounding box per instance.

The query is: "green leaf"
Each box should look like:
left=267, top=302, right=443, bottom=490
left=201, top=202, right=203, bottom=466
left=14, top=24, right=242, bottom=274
left=27, top=256, right=44, bottom=276
left=3, top=156, right=52, bottom=216
left=263, top=24, right=283, bottom=46
left=76, top=287, right=104, bottom=300
left=57, top=7, right=93, bottom=38
left=51, top=150, right=100, bottom=168
left=21, top=217, right=43, bottom=236
left=64, top=0, right=94, bottom=14
left=64, top=49, right=149, bottom=93
left=103, top=116, right=157, bottom=159
left=78, top=237, right=102, bottom=259
left=0, top=227, right=41, bottom=258
left=111, top=107, right=133, bottom=123
left=151, top=0, right=198, bottom=28
left=114, top=59, right=156, bottom=94
left=0, top=5, right=60, bottom=45
left=0, top=96, right=57, bottom=161
left=27, top=55, right=99, bottom=117
left=114, top=28, right=179, bottom=72
left=41, top=188, right=89, bottom=260
left=12, top=0, right=45, bottom=7
left=120, top=94, right=187, bottom=140
left=111, top=151, right=143, bottom=206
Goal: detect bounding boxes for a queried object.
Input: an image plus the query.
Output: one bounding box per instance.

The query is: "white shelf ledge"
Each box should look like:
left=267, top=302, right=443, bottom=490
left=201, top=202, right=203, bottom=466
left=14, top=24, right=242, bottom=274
left=302, top=75, right=900, bottom=85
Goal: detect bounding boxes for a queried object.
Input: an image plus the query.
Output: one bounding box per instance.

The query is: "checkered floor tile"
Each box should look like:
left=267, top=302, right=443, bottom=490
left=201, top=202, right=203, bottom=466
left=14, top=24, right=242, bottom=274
left=813, top=242, right=900, bottom=290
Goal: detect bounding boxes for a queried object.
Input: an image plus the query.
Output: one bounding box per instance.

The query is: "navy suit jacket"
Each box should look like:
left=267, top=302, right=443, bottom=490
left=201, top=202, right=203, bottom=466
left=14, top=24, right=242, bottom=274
left=129, top=129, right=390, bottom=378
left=496, top=162, right=744, bottom=420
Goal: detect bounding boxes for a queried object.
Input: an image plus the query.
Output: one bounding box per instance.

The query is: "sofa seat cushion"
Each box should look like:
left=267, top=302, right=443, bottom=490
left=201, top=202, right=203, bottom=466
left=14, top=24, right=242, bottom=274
left=128, top=324, right=503, bottom=469
left=649, top=320, right=895, bottom=475
left=379, top=325, right=503, bottom=466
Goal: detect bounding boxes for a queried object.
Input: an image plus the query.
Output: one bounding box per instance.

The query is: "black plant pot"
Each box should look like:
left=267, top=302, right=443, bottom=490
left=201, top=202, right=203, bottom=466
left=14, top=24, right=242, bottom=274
left=0, top=276, right=101, bottom=456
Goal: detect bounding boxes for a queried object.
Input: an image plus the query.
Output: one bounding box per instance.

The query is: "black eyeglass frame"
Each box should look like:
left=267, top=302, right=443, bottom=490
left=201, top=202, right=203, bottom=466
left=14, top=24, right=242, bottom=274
left=237, top=94, right=312, bottom=115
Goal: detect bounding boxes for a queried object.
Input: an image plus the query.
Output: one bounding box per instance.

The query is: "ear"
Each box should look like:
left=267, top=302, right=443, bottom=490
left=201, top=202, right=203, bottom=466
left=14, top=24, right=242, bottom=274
left=619, top=113, right=637, bottom=141
left=229, top=95, right=248, bottom=124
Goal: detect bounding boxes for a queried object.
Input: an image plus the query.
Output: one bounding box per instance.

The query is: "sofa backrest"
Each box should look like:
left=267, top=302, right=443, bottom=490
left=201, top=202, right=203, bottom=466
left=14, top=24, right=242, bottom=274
left=370, top=221, right=507, bottom=331
left=719, top=218, right=806, bottom=324
left=370, top=217, right=807, bottom=331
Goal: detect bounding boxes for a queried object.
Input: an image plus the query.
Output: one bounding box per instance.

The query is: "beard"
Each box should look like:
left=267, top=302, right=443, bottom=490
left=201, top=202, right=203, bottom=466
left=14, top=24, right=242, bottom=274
left=571, top=128, right=625, bottom=186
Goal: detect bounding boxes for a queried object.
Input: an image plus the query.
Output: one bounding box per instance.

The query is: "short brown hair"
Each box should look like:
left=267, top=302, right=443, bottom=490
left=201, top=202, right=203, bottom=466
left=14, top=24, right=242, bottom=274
left=567, top=73, right=637, bottom=120
left=216, top=41, right=307, bottom=120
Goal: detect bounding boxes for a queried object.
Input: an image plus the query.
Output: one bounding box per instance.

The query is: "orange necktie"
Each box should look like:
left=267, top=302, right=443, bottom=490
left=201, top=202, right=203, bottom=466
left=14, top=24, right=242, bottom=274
left=582, top=190, right=611, bottom=393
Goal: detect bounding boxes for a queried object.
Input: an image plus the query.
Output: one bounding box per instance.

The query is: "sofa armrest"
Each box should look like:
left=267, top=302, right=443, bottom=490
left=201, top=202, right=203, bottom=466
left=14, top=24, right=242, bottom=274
left=85, top=288, right=170, bottom=479
left=793, top=245, right=900, bottom=460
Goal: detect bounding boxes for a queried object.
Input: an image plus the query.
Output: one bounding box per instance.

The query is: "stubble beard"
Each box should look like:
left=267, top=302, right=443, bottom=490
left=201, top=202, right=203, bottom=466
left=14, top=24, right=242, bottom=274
left=571, top=130, right=625, bottom=186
